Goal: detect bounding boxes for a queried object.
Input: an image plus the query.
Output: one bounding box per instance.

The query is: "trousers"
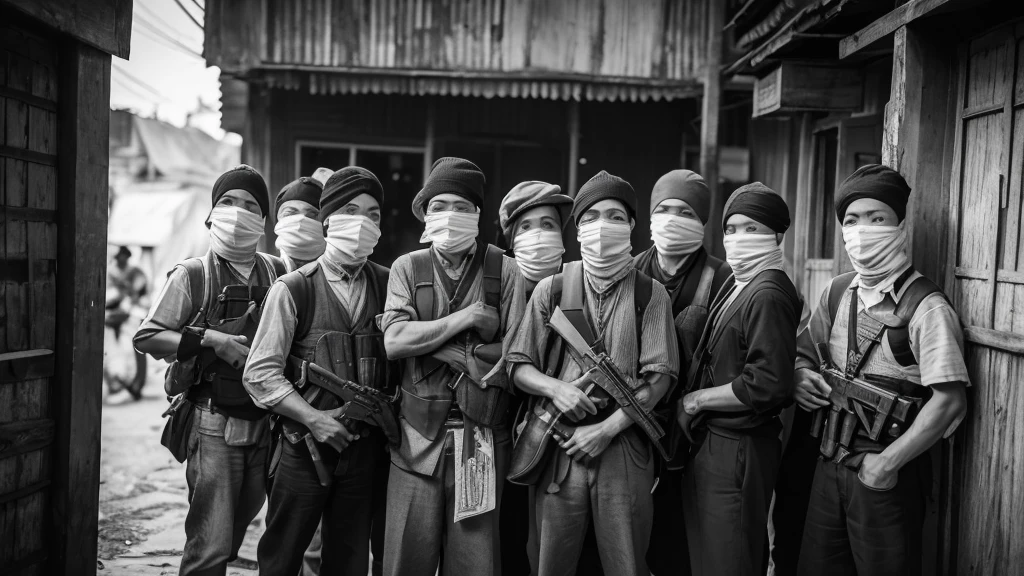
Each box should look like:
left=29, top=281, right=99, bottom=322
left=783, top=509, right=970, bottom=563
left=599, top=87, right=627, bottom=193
left=682, top=428, right=780, bottom=576
left=257, top=431, right=383, bottom=576
left=383, top=430, right=510, bottom=576
left=770, top=408, right=820, bottom=576
left=647, top=465, right=691, bottom=576
left=534, top=430, right=655, bottom=576
left=796, top=455, right=928, bottom=576
left=180, top=407, right=268, bottom=576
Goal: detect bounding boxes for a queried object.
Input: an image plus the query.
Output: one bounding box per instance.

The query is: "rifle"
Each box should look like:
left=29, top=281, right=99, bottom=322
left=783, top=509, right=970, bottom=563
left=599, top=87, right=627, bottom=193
left=287, top=356, right=401, bottom=486
left=809, top=343, right=925, bottom=463
left=547, top=308, right=670, bottom=460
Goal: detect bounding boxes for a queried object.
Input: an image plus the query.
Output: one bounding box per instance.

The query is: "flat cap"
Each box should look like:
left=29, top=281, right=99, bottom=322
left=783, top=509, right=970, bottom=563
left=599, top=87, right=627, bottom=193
left=498, top=181, right=573, bottom=244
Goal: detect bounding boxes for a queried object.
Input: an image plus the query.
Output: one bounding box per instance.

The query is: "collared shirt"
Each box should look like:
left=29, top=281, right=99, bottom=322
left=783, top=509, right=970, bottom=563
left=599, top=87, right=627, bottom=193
left=796, top=270, right=970, bottom=436
left=243, top=255, right=368, bottom=408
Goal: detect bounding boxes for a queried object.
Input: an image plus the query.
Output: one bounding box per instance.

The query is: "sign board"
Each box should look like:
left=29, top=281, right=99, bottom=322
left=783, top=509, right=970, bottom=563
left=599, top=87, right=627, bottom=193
left=754, top=62, right=863, bottom=117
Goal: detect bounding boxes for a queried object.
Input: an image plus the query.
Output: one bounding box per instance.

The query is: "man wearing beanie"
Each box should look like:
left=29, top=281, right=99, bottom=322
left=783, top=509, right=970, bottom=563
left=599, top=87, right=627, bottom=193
left=134, top=164, right=285, bottom=575
left=244, top=166, right=394, bottom=575
left=381, top=157, right=525, bottom=576
left=506, top=170, right=679, bottom=576
left=794, top=165, right=968, bottom=576
left=632, top=169, right=731, bottom=575
left=275, top=175, right=326, bottom=271
left=677, top=182, right=801, bottom=576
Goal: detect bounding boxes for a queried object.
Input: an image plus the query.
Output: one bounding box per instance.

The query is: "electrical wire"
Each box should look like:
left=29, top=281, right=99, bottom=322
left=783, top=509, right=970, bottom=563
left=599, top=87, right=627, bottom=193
left=173, top=0, right=204, bottom=30
left=191, top=0, right=205, bottom=12
left=112, top=61, right=171, bottom=102
left=112, top=74, right=156, bottom=102
left=135, top=16, right=204, bottom=59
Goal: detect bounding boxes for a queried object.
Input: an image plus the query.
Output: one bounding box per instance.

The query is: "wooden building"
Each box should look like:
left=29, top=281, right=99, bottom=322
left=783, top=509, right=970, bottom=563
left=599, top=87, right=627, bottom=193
left=728, top=0, right=1024, bottom=573
left=0, top=1, right=132, bottom=574
left=204, top=0, right=753, bottom=264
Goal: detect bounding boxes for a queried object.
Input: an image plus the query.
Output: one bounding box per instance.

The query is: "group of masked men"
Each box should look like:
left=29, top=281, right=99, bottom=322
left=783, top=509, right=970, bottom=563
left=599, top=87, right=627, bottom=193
left=134, top=157, right=970, bottom=576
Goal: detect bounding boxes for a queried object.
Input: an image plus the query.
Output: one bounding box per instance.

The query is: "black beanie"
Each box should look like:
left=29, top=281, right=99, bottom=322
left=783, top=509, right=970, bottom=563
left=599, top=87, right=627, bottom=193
left=320, top=167, right=384, bottom=221
left=276, top=177, right=323, bottom=215
left=723, top=182, right=790, bottom=233
left=835, top=164, right=911, bottom=222
left=411, top=157, right=486, bottom=222
left=210, top=164, right=270, bottom=217
left=650, top=170, right=711, bottom=223
left=571, top=170, right=637, bottom=224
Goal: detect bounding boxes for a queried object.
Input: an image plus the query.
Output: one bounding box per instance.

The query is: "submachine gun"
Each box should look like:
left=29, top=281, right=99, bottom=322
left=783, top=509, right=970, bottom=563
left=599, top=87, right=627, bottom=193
left=809, top=343, right=928, bottom=463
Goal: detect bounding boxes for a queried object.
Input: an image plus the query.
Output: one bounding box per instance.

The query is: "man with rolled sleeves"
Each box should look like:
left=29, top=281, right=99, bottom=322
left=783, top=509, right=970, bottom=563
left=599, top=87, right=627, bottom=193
left=507, top=171, right=679, bottom=576
left=795, top=165, right=969, bottom=576
left=633, top=169, right=731, bottom=575
left=679, top=183, right=801, bottom=576
left=273, top=175, right=326, bottom=272
left=381, top=157, right=525, bottom=576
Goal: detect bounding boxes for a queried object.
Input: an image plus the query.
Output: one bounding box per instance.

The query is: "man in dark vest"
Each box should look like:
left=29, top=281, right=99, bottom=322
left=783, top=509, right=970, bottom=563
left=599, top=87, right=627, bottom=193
left=381, top=157, right=525, bottom=576
left=134, top=165, right=284, bottom=575
left=679, top=182, right=801, bottom=576
left=242, top=167, right=392, bottom=575
left=795, top=165, right=969, bottom=576
left=506, top=170, right=679, bottom=576
left=632, top=169, right=731, bottom=575
left=273, top=175, right=326, bottom=272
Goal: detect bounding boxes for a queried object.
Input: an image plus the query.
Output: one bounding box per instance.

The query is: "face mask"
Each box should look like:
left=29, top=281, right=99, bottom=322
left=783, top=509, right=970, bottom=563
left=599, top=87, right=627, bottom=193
left=514, top=230, right=564, bottom=282
left=420, top=211, right=480, bottom=254
left=650, top=214, right=705, bottom=257
left=723, top=233, right=784, bottom=284
left=275, top=214, right=326, bottom=262
left=325, top=215, right=381, bottom=265
left=577, top=219, right=633, bottom=287
left=209, top=205, right=265, bottom=264
left=842, top=223, right=909, bottom=288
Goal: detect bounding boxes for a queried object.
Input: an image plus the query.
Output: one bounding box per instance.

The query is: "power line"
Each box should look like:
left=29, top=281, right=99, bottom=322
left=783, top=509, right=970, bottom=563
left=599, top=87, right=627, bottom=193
left=191, top=0, right=205, bottom=12
left=135, top=17, right=204, bottom=59
left=112, top=74, right=155, bottom=102
left=173, top=0, right=204, bottom=30
left=112, top=61, right=172, bottom=102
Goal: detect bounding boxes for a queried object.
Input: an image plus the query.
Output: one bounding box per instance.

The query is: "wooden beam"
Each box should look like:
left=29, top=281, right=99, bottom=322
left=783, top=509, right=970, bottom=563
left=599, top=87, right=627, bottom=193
left=3, top=0, right=133, bottom=58
left=53, top=41, right=111, bottom=576
left=839, top=0, right=953, bottom=59
left=702, top=0, right=726, bottom=258
left=0, top=419, right=55, bottom=458
left=423, top=99, right=436, bottom=184
left=753, top=63, right=863, bottom=117
left=567, top=99, right=580, bottom=197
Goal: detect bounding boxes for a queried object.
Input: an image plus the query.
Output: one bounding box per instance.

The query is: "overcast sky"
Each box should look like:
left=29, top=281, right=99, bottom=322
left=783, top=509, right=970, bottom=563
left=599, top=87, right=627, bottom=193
left=110, top=0, right=237, bottom=142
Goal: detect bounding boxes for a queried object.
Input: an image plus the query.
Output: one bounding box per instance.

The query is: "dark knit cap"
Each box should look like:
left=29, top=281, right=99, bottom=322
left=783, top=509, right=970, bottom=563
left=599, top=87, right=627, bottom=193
left=411, top=157, right=486, bottom=222
left=650, top=170, right=711, bottom=223
left=571, top=170, right=637, bottom=224
left=210, top=164, right=269, bottom=217
left=319, top=167, right=384, bottom=221
left=835, top=164, right=911, bottom=222
left=499, top=181, right=573, bottom=244
left=723, top=182, right=790, bottom=233
left=276, top=177, right=324, bottom=215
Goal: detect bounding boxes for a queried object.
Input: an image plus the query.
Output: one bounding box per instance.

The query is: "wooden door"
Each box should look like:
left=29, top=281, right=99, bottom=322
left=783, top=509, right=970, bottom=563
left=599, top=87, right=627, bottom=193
left=0, top=16, right=59, bottom=574
left=946, top=22, right=1024, bottom=575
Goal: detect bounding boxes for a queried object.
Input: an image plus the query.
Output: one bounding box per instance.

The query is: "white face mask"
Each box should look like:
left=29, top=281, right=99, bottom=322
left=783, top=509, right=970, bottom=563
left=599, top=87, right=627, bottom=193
left=650, top=214, right=705, bottom=257
left=209, top=205, right=265, bottom=264
left=325, top=215, right=381, bottom=265
left=723, top=233, right=784, bottom=284
left=420, top=211, right=480, bottom=254
left=514, top=229, right=564, bottom=282
left=842, top=223, right=909, bottom=288
left=274, top=214, right=326, bottom=262
left=577, top=219, right=633, bottom=288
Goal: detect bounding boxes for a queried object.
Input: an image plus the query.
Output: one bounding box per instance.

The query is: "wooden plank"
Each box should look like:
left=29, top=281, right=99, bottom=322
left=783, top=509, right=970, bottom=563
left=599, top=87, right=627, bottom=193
left=700, top=0, right=724, bottom=259
left=52, top=41, right=110, bottom=575
left=567, top=99, right=580, bottom=196
left=0, top=351, right=54, bottom=384
left=0, top=419, right=54, bottom=458
left=0, top=146, right=57, bottom=167
left=839, top=0, right=955, bottom=59
left=0, top=87, right=56, bottom=113
left=753, top=63, right=863, bottom=117
left=3, top=0, right=133, bottom=58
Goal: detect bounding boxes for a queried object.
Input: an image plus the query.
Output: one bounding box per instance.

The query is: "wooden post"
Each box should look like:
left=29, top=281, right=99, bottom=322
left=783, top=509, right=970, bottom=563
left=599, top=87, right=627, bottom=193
left=243, top=84, right=275, bottom=250
left=53, top=41, right=111, bottom=576
left=567, top=99, right=580, bottom=196
left=424, top=98, right=435, bottom=183
left=701, top=0, right=725, bottom=257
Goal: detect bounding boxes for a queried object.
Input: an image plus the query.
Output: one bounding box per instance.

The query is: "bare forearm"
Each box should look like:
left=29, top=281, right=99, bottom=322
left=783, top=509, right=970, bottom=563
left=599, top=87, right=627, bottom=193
left=512, top=363, right=561, bottom=399
left=384, top=314, right=468, bottom=359
left=876, top=383, right=967, bottom=473
left=270, top=391, right=323, bottom=427
left=692, top=382, right=749, bottom=412
left=134, top=330, right=182, bottom=360
left=601, top=372, right=671, bottom=437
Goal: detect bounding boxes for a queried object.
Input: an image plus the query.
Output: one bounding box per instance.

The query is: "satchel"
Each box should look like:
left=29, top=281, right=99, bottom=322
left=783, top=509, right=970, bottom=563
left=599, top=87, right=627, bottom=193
left=160, top=394, right=195, bottom=463
left=163, top=358, right=197, bottom=396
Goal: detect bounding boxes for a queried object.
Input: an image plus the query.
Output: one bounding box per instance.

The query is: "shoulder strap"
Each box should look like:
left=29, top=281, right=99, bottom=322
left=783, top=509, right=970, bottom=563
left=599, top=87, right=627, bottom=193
left=174, top=256, right=210, bottom=327
left=557, top=262, right=597, bottom=345
left=694, top=264, right=716, bottom=310
left=483, top=244, right=503, bottom=310
left=268, top=254, right=287, bottom=279
left=887, top=273, right=944, bottom=366
left=410, top=249, right=435, bottom=322
left=280, top=265, right=318, bottom=341
left=827, top=271, right=858, bottom=324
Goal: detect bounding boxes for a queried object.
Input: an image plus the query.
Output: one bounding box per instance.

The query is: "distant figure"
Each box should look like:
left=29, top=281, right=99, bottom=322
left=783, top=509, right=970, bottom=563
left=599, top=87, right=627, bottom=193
left=105, top=246, right=149, bottom=400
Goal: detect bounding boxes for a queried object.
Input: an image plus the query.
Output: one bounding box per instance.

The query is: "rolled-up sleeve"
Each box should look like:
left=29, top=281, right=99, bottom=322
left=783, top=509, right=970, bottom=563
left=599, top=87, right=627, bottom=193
left=133, top=266, right=192, bottom=360
left=379, top=253, right=418, bottom=333
left=479, top=257, right=528, bottom=390
left=243, top=282, right=298, bottom=407
left=732, top=286, right=799, bottom=414
left=639, top=282, right=679, bottom=381
left=505, top=275, right=555, bottom=373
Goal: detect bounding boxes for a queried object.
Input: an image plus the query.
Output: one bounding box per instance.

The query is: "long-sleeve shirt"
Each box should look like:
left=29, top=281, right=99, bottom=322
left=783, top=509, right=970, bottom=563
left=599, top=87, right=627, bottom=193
left=243, top=256, right=368, bottom=407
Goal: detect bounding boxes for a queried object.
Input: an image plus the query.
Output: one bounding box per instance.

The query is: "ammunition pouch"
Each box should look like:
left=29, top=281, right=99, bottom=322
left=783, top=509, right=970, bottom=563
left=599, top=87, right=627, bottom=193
left=456, top=379, right=511, bottom=428
left=399, top=385, right=453, bottom=442
left=508, top=398, right=576, bottom=486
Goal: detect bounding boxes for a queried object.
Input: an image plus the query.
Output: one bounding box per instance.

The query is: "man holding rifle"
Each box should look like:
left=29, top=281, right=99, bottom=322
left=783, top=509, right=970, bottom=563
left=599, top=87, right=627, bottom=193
left=506, top=170, right=678, bottom=576
left=794, top=165, right=969, bottom=576
left=243, top=167, right=395, bottom=575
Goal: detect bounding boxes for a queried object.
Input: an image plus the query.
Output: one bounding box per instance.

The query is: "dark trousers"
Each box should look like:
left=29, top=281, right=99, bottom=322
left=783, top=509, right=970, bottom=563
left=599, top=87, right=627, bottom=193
left=770, top=408, right=820, bottom=576
left=500, top=480, right=532, bottom=576
left=257, top=433, right=382, bottom=576
left=797, top=455, right=928, bottom=576
left=648, top=466, right=691, bottom=576
left=682, top=428, right=781, bottom=576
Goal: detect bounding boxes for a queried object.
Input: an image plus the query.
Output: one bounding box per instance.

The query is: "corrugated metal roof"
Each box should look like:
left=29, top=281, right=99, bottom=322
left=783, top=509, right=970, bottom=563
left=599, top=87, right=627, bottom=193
left=132, top=117, right=241, bottom=182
